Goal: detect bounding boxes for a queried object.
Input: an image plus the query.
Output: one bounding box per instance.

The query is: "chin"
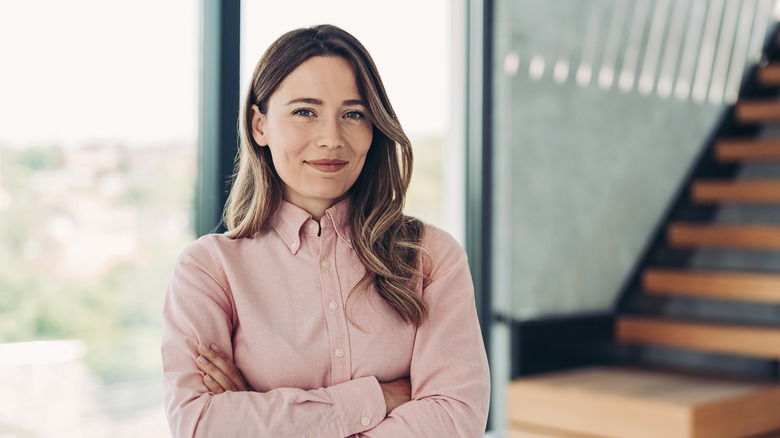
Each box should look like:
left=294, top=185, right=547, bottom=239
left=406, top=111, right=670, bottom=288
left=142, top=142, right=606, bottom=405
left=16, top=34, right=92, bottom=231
left=313, top=188, right=350, bottom=200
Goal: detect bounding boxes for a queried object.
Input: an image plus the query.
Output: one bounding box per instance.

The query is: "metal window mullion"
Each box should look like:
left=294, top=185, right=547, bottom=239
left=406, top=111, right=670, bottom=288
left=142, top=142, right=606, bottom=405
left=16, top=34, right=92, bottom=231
left=196, top=0, right=241, bottom=236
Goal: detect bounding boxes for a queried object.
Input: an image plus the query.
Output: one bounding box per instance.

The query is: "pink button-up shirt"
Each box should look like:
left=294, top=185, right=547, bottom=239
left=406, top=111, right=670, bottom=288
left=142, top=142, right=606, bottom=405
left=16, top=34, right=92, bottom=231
left=161, top=200, right=490, bottom=437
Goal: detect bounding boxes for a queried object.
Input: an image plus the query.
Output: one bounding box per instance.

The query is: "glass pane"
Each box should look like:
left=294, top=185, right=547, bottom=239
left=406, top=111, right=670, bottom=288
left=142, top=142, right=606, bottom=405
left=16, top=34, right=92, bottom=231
left=0, top=1, right=197, bottom=436
left=491, top=0, right=777, bottom=319
left=240, top=0, right=460, bottom=237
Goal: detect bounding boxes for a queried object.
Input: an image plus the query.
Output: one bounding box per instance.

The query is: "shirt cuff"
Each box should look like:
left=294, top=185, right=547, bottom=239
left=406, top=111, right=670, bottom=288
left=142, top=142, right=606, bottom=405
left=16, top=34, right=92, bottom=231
left=327, top=376, right=386, bottom=436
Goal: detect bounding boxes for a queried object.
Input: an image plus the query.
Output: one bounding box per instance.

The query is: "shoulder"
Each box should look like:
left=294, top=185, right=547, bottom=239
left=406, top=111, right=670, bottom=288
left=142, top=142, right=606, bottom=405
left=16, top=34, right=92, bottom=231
left=171, top=233, right=266, bottom=297
left=419, top=222, right=468, bottom=280
left=179, top=233, right=230, bottom=260
left=420, top=223, right=463, bottom=253
left=176, top=233, right=256, bottom=271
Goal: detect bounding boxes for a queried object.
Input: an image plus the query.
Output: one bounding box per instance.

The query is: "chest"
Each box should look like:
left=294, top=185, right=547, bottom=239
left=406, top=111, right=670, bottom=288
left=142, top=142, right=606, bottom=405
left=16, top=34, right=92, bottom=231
left=228, top=246, right=417, bottom=391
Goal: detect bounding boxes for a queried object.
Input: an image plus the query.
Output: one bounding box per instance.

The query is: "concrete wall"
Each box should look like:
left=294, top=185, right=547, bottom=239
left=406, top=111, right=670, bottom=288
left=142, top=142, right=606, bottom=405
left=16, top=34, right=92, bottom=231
left=489, top=0, right=774, bottom=319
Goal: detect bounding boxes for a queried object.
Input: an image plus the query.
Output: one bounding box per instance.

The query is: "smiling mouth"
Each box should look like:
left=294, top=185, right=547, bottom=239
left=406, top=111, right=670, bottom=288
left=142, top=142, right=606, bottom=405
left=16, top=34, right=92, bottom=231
left=305, top=159, right=348, bottom=173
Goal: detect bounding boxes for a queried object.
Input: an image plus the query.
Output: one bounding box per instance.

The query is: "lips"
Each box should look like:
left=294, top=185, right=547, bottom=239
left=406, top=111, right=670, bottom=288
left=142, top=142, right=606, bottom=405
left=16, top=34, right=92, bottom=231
left=305, top=158, right=348, bottom=173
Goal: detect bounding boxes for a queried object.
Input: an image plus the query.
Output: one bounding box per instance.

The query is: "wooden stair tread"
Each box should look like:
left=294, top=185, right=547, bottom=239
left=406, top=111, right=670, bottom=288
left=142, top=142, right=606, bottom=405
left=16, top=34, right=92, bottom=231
left=508, top=423, right=780, bottom=438
left=616, top=316, right=780, bottom=358
left=692, top=180, right=780, bottom=204
left=737, top=100, right=780, bottom=123
left=668, top=223, right=780, bottom=250
left=716, top=139, right=780, bottom=162
left=759, top=63, right=780, bottom=86
left=508, top=421, right=612, bottom=437
left=643, top=268, right=780, bottom=303
left=508, top=366, right=780, bottom=438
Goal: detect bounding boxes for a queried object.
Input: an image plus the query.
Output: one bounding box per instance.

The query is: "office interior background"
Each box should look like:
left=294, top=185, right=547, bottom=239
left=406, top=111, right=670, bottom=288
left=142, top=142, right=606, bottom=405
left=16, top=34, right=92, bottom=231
left=1, top=0, right=778, bottom=436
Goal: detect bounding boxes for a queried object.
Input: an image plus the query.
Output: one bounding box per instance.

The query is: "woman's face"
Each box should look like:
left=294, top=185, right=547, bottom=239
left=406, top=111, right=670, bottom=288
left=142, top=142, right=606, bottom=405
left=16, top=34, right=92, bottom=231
left=251, top=56, right=373, bottom=218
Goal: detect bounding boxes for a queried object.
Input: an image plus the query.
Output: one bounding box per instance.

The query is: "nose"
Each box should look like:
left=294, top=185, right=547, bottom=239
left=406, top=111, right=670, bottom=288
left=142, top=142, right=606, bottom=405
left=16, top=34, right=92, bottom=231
left=315, top=117, right=344, bottom=149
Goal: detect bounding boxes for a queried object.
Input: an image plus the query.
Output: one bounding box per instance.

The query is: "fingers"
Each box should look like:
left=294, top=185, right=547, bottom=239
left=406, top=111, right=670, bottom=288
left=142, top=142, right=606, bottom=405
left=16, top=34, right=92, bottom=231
left=195, top=343, right=252, bottom=392
left=202, top=343, right=250, bottom=391
left=196, top=352, right=239, bottom=392
left=203, top=373, right=225, bottom=394
left=198, top=342, right=227, bottom=365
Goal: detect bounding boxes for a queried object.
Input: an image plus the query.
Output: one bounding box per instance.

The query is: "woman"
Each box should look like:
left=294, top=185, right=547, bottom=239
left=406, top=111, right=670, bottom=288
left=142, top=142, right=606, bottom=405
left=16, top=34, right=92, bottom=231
left=161, top=24, right=490, bottom=437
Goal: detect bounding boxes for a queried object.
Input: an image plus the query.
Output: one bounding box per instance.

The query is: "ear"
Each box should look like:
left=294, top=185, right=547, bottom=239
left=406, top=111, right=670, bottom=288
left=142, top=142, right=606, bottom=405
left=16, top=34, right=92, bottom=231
left=250, top=104, right=268, bottom=146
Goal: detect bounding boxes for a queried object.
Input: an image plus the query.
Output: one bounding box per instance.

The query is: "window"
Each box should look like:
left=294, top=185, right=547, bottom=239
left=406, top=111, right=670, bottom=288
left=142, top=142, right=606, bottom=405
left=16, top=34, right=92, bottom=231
left=0, top=1, right=197, bottom=435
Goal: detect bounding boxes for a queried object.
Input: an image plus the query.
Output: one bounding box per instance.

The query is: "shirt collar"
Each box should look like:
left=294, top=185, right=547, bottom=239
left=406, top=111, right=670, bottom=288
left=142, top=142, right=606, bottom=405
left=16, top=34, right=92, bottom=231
left=269, top=198, right=354, bottom=254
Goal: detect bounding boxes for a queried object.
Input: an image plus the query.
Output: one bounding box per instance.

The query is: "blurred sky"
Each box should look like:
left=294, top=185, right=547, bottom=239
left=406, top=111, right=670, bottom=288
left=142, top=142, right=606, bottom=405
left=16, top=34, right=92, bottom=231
left=0, top=0, right=449, bottom=147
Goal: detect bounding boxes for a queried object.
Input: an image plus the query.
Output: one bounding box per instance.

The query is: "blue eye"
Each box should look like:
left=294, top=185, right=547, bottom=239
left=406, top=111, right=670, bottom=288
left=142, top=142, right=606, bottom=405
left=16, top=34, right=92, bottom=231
left=293, top=109, right=315, bottom=117
left=344, top=111, right=366, bottom=119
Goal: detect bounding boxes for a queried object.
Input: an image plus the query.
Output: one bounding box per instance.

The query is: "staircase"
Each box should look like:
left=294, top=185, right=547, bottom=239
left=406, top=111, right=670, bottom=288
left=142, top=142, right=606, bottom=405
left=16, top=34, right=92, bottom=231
left=506, top=28, right=780, bottom=438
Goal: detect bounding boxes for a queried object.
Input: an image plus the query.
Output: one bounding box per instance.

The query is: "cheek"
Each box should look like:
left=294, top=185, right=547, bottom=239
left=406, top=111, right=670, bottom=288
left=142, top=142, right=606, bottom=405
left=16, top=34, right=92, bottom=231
left=269, top=116, right=306, bottom=141
left=266, top=145, right=300, bottom=181
left=350, top=129, right=372, bottom=173
left=352, top=127, right=373, bottom=156
left=267, top=128, right=307, bottom=160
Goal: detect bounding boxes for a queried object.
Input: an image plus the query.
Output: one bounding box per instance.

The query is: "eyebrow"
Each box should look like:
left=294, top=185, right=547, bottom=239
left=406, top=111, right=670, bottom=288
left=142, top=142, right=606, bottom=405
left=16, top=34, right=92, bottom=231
left=285, top=97, right=366, bottom=107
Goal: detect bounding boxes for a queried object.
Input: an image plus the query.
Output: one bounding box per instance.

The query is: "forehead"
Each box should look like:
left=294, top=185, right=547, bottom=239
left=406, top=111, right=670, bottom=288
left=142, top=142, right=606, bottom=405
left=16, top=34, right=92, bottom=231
left=271, top=56, right=362, bottom=104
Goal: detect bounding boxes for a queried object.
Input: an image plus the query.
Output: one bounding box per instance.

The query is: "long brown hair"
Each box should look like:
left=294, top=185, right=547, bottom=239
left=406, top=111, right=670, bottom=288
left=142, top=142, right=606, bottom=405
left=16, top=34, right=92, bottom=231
left=224, top=25, right=428, bottom=326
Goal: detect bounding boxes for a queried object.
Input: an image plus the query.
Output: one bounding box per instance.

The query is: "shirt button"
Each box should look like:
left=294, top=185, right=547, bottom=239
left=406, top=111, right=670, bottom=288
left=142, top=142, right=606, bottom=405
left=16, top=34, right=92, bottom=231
left=307, top=222, right=318, bottom=232
left=335, top=347, right=344, bottom=357
left=361, top=416, right=370, bottom=426
left=321, top=259, right=331, bottom=268
left=291, top=241, right=298, bottom=250
left=329, top=300, right=338, bottom=310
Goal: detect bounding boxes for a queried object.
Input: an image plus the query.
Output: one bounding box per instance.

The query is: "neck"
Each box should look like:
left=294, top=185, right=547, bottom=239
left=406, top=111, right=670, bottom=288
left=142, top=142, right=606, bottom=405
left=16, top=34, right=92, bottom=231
left=282, top=188, right=348, bottom=223
left=283, top=197, right=338, bottom=223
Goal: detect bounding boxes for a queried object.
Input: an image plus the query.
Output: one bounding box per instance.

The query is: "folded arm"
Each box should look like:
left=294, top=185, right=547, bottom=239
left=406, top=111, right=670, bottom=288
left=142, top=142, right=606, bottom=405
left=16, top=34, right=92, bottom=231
left=358, top=228, right=491, bottom=437
left=196, top=342, right=412, bottom=416
left=161, top=239, right=386, bottom=438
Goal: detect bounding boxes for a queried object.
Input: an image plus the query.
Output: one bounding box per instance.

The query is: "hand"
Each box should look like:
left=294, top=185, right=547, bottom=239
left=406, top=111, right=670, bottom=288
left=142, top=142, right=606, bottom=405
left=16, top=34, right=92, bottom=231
left=195, top=343, right=253, bottom=393
left=379, top=377, right=411, bottom=416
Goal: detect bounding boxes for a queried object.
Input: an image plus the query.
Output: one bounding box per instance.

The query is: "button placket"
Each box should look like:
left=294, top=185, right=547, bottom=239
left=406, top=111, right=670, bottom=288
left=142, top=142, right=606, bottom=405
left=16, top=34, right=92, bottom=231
left=318, top=220, right=351, bottom=384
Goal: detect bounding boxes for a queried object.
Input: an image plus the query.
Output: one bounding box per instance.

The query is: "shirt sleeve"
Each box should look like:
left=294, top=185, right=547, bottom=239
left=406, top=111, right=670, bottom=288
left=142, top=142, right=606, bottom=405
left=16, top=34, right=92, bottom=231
left=358, top=226, right=491, bottom=437
left=161, top=237, right=387, bottom=438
